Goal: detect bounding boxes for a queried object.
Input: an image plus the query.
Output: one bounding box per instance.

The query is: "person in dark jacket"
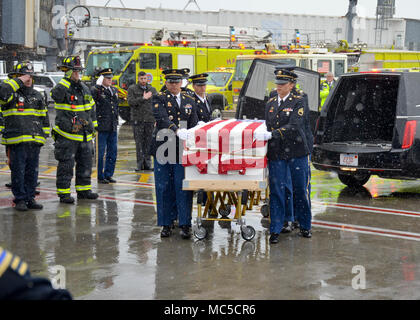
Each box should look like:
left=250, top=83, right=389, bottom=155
left=151, top=68, right=198, bottom=239
left=0, top=61, right=50, bottom=211
left=127, top=71, right=158, bottom=171
left=0, top=246, right=72, bottom=300
left=190, top=73, right=213, bottom=123
left=51, top=56, right=99, bottom=204
left=91, top=68, right=119, bottom=184
left=268, top=67, right=314, bottom=233
left=255, top=68, right=312, bottom=243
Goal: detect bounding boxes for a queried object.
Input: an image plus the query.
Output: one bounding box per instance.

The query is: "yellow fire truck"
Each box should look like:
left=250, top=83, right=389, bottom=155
left=82, top=45, right=259, bottom=121
left=231, top=50, right=348, bottom=107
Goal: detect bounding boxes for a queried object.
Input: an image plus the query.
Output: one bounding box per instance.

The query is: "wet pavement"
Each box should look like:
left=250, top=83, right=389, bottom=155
left=1, top=119, right=420, bottom=300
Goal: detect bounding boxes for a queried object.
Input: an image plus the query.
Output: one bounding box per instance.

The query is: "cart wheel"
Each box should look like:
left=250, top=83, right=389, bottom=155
left=194, top=226, right=207, bottom=240
left=241, top=226, right=256, bottom=241
left=219, top=204, right=231, bottom=218
left=260, top=204, right=269, bottom=218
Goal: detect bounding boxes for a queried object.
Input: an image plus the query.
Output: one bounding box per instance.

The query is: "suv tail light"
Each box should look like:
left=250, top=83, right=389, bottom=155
left=402, top=120, right=417, bottom=149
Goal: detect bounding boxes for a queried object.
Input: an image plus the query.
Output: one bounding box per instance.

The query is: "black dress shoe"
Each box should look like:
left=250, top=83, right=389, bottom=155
left=5, top=182, right=11, bottom=188
left=180, top=226, right=191, bottom=239
left=299, top=229, right=312, bottom=238
left=98, top=179, right=109, bottom=184
left=14, top=200, right=28, bottom=211
left=105, top=177, right=117, bottom=183
left=160, top=226, right=172, bottom=238
left=269, top=233, right=280, bottom=244
left=35, top=190, right=40, bottom=195
left=27, top=199, right=43, bottom=210
left=59, top=195, right=75, bottom=204
left=281, top=221, right=293, bottom=233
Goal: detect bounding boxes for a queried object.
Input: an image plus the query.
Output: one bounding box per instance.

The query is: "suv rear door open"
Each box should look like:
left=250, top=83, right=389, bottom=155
left=313, top=71, right=420, bottom=187
left=235, top=58, right=320, bottom=131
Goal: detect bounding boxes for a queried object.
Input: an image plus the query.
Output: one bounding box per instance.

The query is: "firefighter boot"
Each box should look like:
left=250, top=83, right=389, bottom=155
left=59, top=194, right=75, bottom=204
left=27, top=199, right=43, bottom=210
left=77, top=190, right=99, bottom=200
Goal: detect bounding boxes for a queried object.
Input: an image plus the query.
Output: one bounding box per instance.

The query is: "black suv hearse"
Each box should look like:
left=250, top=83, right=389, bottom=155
left=313, top=71, right=420, bottom=187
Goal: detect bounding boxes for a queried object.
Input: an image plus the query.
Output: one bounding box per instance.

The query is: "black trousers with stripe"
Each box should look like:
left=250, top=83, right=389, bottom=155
left=54, top=135, right=93, bottom=194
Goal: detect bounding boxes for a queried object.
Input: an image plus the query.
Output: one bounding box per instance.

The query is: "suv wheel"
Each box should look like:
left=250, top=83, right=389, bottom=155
left=338, top=173, right=371, bottom=188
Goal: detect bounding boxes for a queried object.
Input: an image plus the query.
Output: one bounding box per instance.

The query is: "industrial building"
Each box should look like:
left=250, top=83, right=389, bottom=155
left=1, top=0, right=420, bottom=72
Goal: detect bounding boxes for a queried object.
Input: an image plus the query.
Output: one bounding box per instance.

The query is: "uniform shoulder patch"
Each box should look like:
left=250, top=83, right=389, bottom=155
left=298, top=107, right=304, bottom=116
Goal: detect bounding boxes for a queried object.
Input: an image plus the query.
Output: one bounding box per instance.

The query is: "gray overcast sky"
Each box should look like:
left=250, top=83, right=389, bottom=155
left=86, top=0, right=420, bottom=19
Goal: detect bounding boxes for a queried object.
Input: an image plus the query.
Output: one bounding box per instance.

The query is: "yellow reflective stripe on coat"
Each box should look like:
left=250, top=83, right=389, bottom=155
left=75, top=185, right=91, bottom=191
left=53, top=126, right=93, bottom=142
left=43, top=127, right=51, bottom=134
left=2, top=108, right=47, bottom=117
left=92, top=121, right=98, bottom=127
left=59, top=79, right=71, bottom=88
left=0, top=247, right=13, bottom=277
left=54, top=103, right=93, bottom=112
left=57, top=188, right=71, bottom=194
left=4, top=79, right=19, bottom=92
left=1, top=135, right=46, bottom=145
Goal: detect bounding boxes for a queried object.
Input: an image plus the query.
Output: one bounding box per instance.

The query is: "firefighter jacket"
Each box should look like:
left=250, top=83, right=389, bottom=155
left=0, top=78, right=50, bottom=145
left=127, top=83, right=157, bottom=123
left=91, top=84, right=119, bottom=132
left=265, top=93, right=311, bottom=161
left=51, top=77, right=97, bottom=142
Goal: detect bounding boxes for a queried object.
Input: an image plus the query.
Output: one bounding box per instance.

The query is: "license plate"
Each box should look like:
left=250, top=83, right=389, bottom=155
left=340, top=153, right=358, bottom=166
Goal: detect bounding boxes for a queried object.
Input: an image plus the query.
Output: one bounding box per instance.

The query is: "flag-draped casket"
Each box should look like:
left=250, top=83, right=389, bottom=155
left=182, top=119, right=268, bottom=187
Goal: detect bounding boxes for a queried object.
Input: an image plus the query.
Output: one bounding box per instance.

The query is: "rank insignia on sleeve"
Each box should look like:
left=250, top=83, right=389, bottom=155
left=298, top=107, right=304, bottom=116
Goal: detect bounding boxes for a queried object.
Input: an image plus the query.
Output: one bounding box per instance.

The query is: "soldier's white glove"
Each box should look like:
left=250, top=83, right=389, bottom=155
left=197, top=121, right=205, bottom=126
left=96, top=75, right=104, bottom=86
left=254, top=130, right=272, bottom=141
left=177, top=128, right=189, bottom=140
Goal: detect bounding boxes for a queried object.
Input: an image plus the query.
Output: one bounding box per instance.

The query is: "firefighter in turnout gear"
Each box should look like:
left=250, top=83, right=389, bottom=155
left=0, top=61, right=50, bottom=211
left=51, top=56, right=99, bottom=204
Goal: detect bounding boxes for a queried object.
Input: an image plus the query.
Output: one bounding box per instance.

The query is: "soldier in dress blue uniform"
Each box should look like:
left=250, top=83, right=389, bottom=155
left=268, top=66, right=314, bottom=233
left=190, top=73, right=213, bottom=123
left=255, top=68, right=312, bottom=244
left=150, top=69, right=198, bottom=239
left=91, top=68, right=119, bottom=184
left=0, top=246, right=72, bottom=299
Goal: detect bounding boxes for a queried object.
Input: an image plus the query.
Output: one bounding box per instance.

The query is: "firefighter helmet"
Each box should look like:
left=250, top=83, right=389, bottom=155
left=57, top=56, right=84, bottom=71
left=8, top=61, right=35, bottom=78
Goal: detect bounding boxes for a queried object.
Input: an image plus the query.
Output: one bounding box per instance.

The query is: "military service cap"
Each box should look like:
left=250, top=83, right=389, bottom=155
left=190, top=73, right=208, bottom=85
left=97, top=68, right=113, bottom=78
left=163, top=69, right=184, bottom=83
left=180, top=68, right=191, bottom=78
left=275, top=68, right=298, bottom=84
